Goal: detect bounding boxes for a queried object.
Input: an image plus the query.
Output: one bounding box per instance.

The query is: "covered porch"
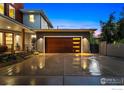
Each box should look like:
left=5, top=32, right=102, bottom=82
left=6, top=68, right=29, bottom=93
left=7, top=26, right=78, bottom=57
left=0, top=14, right=35, bottom=53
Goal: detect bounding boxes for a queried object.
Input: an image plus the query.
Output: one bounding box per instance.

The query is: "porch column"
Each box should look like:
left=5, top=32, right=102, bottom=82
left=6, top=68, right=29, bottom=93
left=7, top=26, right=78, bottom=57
left=22, top=29, right=25, bottom=51
left=12, top=33, right=14, bottom=52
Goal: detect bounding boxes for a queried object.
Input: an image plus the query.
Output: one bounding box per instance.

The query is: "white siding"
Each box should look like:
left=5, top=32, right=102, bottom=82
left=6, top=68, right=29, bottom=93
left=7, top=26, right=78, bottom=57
left=41, top=16, right=49, bottom=29
left=23, top=14, right=41, bottom=29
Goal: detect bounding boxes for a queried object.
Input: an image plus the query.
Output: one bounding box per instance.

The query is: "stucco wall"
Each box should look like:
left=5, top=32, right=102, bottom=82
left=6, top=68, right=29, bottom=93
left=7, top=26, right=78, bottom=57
left=37, top=38, right=43, bottom=52
left=36, top=32, right=91, bottom=53
left=25, top=33, right=32, bottom=51
left=99, top=41, right=107, bottom=56
left=82, top=38, right=90, bottom=53
left=99, top=42, right=124, bottom=58
left=107, top=44, right=124, bottom=58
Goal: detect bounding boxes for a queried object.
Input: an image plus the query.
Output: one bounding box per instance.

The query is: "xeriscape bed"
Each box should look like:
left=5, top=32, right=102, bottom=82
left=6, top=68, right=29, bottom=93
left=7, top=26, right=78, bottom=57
left=0, top=52, right=32, bottom=68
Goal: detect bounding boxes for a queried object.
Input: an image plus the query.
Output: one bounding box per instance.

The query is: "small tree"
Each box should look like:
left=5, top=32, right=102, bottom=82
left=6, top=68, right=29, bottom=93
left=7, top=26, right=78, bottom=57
left=118, top=7, right=124, bottom=39
left=100, top=12, right=119, bottom=43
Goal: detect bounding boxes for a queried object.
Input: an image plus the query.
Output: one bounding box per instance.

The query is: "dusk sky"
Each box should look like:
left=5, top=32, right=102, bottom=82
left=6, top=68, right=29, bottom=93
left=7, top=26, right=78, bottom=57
left=24, top=3, right=124, bottom=36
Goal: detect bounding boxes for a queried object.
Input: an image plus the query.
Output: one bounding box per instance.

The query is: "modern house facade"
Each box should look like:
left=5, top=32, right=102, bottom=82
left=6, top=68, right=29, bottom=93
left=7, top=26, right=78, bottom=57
left=0, top=3, right=33, bottom=52
left=0, top=3, right=96, bottom=53
left=0, top=3, right=52, bottom=52
left=36, top=29, right=96, bottom=53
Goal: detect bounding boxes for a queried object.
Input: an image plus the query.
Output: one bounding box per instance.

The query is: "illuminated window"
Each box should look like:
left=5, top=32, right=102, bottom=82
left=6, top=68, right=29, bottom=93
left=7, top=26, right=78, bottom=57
left=29, top=15, right=35, bottom=23
left=75, top=50, right=80, bottom=52
left=6, top=33, right=13, bottom=50
left=0, top=32, right=3, bottom=45
left=73, top=46, right=80, bottom=48
left=0, top=4, right=4, bottom=14
left=9, top=5, right=15, bottom=18
left=73, top=38, right=80, bottom=40
left=73, top=42, right=80, bottom=44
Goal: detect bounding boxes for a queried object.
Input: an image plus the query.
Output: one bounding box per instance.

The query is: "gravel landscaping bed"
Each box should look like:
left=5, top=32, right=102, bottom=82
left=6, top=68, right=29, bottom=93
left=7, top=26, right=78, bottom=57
left=0, top=52, right=32, bottom=68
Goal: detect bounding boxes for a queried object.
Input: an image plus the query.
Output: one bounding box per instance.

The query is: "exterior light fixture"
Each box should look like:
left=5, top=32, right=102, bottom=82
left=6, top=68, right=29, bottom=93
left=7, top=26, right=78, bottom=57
left=31, top=35, right=36, bottom=38
left=7, top=26, right=11, bottom=29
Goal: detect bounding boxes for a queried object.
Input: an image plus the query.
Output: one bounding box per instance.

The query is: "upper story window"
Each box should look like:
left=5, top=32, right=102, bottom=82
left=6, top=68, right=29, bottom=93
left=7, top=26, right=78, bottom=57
left=9, top=5, right=15, bottom=19
left=29, top=14, right=35, bottom=23
left=0, top=4, right=4, bottom=15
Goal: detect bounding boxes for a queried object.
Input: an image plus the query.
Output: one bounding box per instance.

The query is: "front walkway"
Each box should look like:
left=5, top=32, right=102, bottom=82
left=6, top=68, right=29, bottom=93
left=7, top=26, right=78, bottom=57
left=0, top=53, right=124, bottom=85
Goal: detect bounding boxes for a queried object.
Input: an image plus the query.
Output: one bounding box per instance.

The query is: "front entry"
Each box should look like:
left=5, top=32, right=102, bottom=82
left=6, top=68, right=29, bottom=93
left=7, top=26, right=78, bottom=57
left=45, top=37, right=81, bottom=53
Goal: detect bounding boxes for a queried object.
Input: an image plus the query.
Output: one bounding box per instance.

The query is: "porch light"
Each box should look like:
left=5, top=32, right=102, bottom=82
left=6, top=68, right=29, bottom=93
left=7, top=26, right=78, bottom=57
left=31, top=35, right=36, bottom=38
left=7, top=26, right=11, bottom=29
left=39, top=38, right=43, bottom=41
left=83, top=38, right=87, bottom=41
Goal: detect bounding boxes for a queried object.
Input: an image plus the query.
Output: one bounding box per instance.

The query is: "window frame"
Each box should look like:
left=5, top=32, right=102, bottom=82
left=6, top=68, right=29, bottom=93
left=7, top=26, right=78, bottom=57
left=0, top=32, right=3, bottom=45
left=9, top=4, right=15, bottom=19
left=29, top=14, right=35, bottom=23
left=0, top=3, right=4, bottom=15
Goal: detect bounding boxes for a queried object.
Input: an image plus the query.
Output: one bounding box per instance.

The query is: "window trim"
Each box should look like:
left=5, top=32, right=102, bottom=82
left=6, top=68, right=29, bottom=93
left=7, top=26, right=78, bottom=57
left=0, top=3, right=4, bottom=15
left=9, top=5, right=15, bottom=19
left=0, top=32, right=3, bottom=45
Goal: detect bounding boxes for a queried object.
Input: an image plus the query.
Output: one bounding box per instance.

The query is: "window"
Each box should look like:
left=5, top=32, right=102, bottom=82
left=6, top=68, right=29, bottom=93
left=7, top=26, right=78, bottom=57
left=9, top=5, right=15, bottom=18
left=0, top=32, right=3, bottom=45
left=29, top=15, right=35, bottom=23
left=5, top=33, right=13, bottom=50
left=0, top=4, right=4, bottom=14
left=73, top=38, right=80, bottom=40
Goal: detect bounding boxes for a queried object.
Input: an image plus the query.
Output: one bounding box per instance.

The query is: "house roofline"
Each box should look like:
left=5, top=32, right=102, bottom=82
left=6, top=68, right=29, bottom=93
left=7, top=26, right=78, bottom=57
left=0, top=13, right=34, bottom=33
left=35, top=29, right=97, bottom=33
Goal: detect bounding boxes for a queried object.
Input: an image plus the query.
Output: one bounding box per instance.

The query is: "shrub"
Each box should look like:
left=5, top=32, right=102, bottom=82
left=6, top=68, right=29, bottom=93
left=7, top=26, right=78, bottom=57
left=0, top=45, right=8, bottom=53
left=119, top=39, right=124, bottom=44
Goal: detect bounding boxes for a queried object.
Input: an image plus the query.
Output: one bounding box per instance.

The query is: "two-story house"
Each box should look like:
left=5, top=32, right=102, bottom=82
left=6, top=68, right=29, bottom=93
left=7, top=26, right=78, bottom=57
left=0, top=3, right=52, bottom=52
left=0, top=3, right=96, bottom=53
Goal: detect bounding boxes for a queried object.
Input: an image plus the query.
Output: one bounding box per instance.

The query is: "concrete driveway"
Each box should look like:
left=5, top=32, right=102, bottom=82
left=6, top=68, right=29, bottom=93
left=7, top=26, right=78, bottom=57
left=0, top=53, right=124, bottom=85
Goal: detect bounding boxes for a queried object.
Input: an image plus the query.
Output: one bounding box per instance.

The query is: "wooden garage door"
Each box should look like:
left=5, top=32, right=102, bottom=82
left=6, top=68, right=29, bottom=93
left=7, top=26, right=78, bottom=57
left=45, top=37, right=81, bottom=53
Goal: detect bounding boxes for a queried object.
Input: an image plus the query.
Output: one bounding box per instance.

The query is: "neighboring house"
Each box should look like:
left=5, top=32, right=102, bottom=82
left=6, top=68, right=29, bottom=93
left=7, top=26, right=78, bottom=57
left=0, top=3, right=96, bottom=53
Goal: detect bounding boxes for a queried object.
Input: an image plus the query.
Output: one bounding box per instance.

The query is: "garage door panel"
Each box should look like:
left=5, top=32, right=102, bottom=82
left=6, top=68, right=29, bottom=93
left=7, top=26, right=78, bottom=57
left=45, top=37, right=81, bottom=53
